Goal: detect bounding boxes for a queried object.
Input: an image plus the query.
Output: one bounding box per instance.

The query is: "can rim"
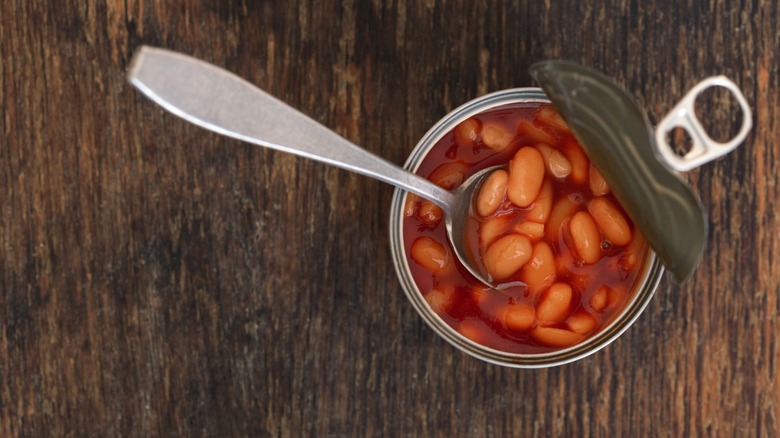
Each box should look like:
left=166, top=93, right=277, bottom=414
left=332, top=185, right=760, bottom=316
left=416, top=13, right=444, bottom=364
left=388, top=87, right=665, bottom=368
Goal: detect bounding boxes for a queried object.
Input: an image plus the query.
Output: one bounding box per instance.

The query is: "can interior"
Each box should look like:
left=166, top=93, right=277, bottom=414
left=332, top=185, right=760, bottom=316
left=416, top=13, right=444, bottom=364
left=388, top=88, right=665, bottom=368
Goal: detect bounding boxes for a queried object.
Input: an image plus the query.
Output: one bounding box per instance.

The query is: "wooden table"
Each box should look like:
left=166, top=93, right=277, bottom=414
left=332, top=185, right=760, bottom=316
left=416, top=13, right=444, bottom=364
left=2, top=1, right=777, bottom=436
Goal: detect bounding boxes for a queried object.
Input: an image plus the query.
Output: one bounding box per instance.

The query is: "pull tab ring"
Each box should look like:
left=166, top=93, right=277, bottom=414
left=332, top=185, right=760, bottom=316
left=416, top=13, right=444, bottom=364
left=654, top=76, right=752, bottom=172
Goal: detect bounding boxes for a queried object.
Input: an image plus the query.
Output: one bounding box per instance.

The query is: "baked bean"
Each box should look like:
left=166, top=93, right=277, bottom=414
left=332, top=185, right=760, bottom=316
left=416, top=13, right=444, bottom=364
left=590, top=286, right=609, bottom=312
left=520, top=242, right=556, bottom=295
left=459, top=320, right=487, bottom=344
left=425, top=286, right=453, bottom=313
left=418, top=201, right=443, bottom=225
left=404, top=193, right=419, bottom=217
left=429, top=161, right=469, bottom=189
left=563, top=139, right=589, bottom=183
left=501, top=304, right=536, bottom=331
left=532, top=326, right=583, bottom=347
left=536, top=282, right=573, bottom=322
left=515, top=221, right=545, bottom=241
left=607, top=286, right=625, bottom=309
left=536, top=104, right=571, bottom=132
left=410, top=237, right=449, bottom=272
left=507, top=147, right=546, bottom=207
left=588, top=197, right=632, bottom=246
left=567, top=311, right=598, bottom=335
left=589, top=285, right=625, bottom=312
left=479, top=214, right=512, bottom=247
left=545, top=197, right=579, bottom=242
left=484, top=233, right=533, bottom=281
left=517, top=120, right=557, bottom=145
left=589, top=163, right=610, bottom=196
left=536, top=143, right=572, bottom=179
left=620, top=231, right=646, bottom=270
left=453, top=117, right=481, bottom=147
left=526, top=179, right=553, bottom=223
left=481, top=121, right=513, bottom=151
left=569, top=211, right=601, bottom=264
left=476, top=169, right=508, bottom=217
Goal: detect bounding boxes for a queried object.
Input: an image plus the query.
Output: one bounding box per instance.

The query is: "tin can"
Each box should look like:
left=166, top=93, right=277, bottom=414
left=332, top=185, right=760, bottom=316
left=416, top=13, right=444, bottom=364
left=388, top=88, right=665, bottom=368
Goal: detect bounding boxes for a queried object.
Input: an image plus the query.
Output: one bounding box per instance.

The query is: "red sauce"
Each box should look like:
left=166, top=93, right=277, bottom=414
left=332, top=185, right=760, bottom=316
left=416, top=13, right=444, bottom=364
left=402, top=102, right=648, bottom=354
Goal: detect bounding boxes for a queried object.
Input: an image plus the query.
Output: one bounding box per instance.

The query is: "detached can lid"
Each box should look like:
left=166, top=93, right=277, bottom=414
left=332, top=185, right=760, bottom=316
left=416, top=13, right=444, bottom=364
left=530, top=61, right=752, bottom=282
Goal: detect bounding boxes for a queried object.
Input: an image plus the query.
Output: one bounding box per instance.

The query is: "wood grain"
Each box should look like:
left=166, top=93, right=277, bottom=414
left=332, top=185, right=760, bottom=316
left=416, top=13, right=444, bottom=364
left=1, top=0, right=777, bottom=436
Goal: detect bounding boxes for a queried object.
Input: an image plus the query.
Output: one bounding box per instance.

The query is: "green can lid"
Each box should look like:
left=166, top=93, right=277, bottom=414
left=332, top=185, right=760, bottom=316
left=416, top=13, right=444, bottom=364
left=530, top=61, right=708, bottom=282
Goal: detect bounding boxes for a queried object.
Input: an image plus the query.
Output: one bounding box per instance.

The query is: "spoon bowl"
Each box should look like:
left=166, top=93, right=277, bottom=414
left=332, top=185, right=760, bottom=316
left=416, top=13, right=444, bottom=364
left=444, top=165, right=504, bottom=286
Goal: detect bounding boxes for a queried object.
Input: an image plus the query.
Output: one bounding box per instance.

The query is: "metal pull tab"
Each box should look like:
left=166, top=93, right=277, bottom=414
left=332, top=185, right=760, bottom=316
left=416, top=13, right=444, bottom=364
left=654, top=76, right=752, bottom=172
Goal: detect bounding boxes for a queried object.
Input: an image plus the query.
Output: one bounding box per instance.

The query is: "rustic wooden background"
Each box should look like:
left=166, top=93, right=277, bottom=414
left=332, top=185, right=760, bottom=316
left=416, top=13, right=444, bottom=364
left=1, top=0, right=777, bottom=436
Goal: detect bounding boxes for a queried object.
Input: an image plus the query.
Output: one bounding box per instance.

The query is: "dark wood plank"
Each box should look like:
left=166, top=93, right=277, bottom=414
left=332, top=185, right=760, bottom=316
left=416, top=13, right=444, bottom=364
left=0, top=0, right=777, bottom=436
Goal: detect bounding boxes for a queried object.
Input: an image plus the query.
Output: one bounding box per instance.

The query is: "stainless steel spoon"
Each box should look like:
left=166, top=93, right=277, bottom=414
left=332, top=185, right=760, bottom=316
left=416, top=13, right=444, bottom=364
left=127, top=46, right=496, bottom=287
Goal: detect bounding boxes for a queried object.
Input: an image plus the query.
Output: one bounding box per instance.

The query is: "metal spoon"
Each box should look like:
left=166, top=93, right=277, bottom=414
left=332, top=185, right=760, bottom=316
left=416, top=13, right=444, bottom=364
left=127, top=46, right=496, bottom=287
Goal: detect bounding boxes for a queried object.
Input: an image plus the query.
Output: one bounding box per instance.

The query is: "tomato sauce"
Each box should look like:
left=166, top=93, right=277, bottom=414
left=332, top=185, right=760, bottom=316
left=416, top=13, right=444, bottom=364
left=402, top=102, right=648, bottom=354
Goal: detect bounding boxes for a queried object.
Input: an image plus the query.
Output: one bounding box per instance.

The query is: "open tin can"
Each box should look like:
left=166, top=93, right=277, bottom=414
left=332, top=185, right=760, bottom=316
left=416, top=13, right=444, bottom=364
left=389, top=74, right=751, bottom=368
left=126, top=49, right=751, bottom=368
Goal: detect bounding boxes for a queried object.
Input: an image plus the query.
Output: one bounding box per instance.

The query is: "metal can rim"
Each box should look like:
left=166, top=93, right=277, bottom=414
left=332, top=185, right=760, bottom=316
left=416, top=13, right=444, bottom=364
left=388, top=87, right=665, bottom=368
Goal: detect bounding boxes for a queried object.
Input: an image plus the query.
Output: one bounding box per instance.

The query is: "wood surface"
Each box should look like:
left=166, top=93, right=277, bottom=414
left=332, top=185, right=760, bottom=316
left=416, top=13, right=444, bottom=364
left=1, top=0, right=778, bottom=436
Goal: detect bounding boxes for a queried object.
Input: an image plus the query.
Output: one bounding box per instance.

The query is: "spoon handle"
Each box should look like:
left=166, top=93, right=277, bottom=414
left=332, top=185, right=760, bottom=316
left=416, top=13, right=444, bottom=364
left=128, top=46, right=454, bottom=210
